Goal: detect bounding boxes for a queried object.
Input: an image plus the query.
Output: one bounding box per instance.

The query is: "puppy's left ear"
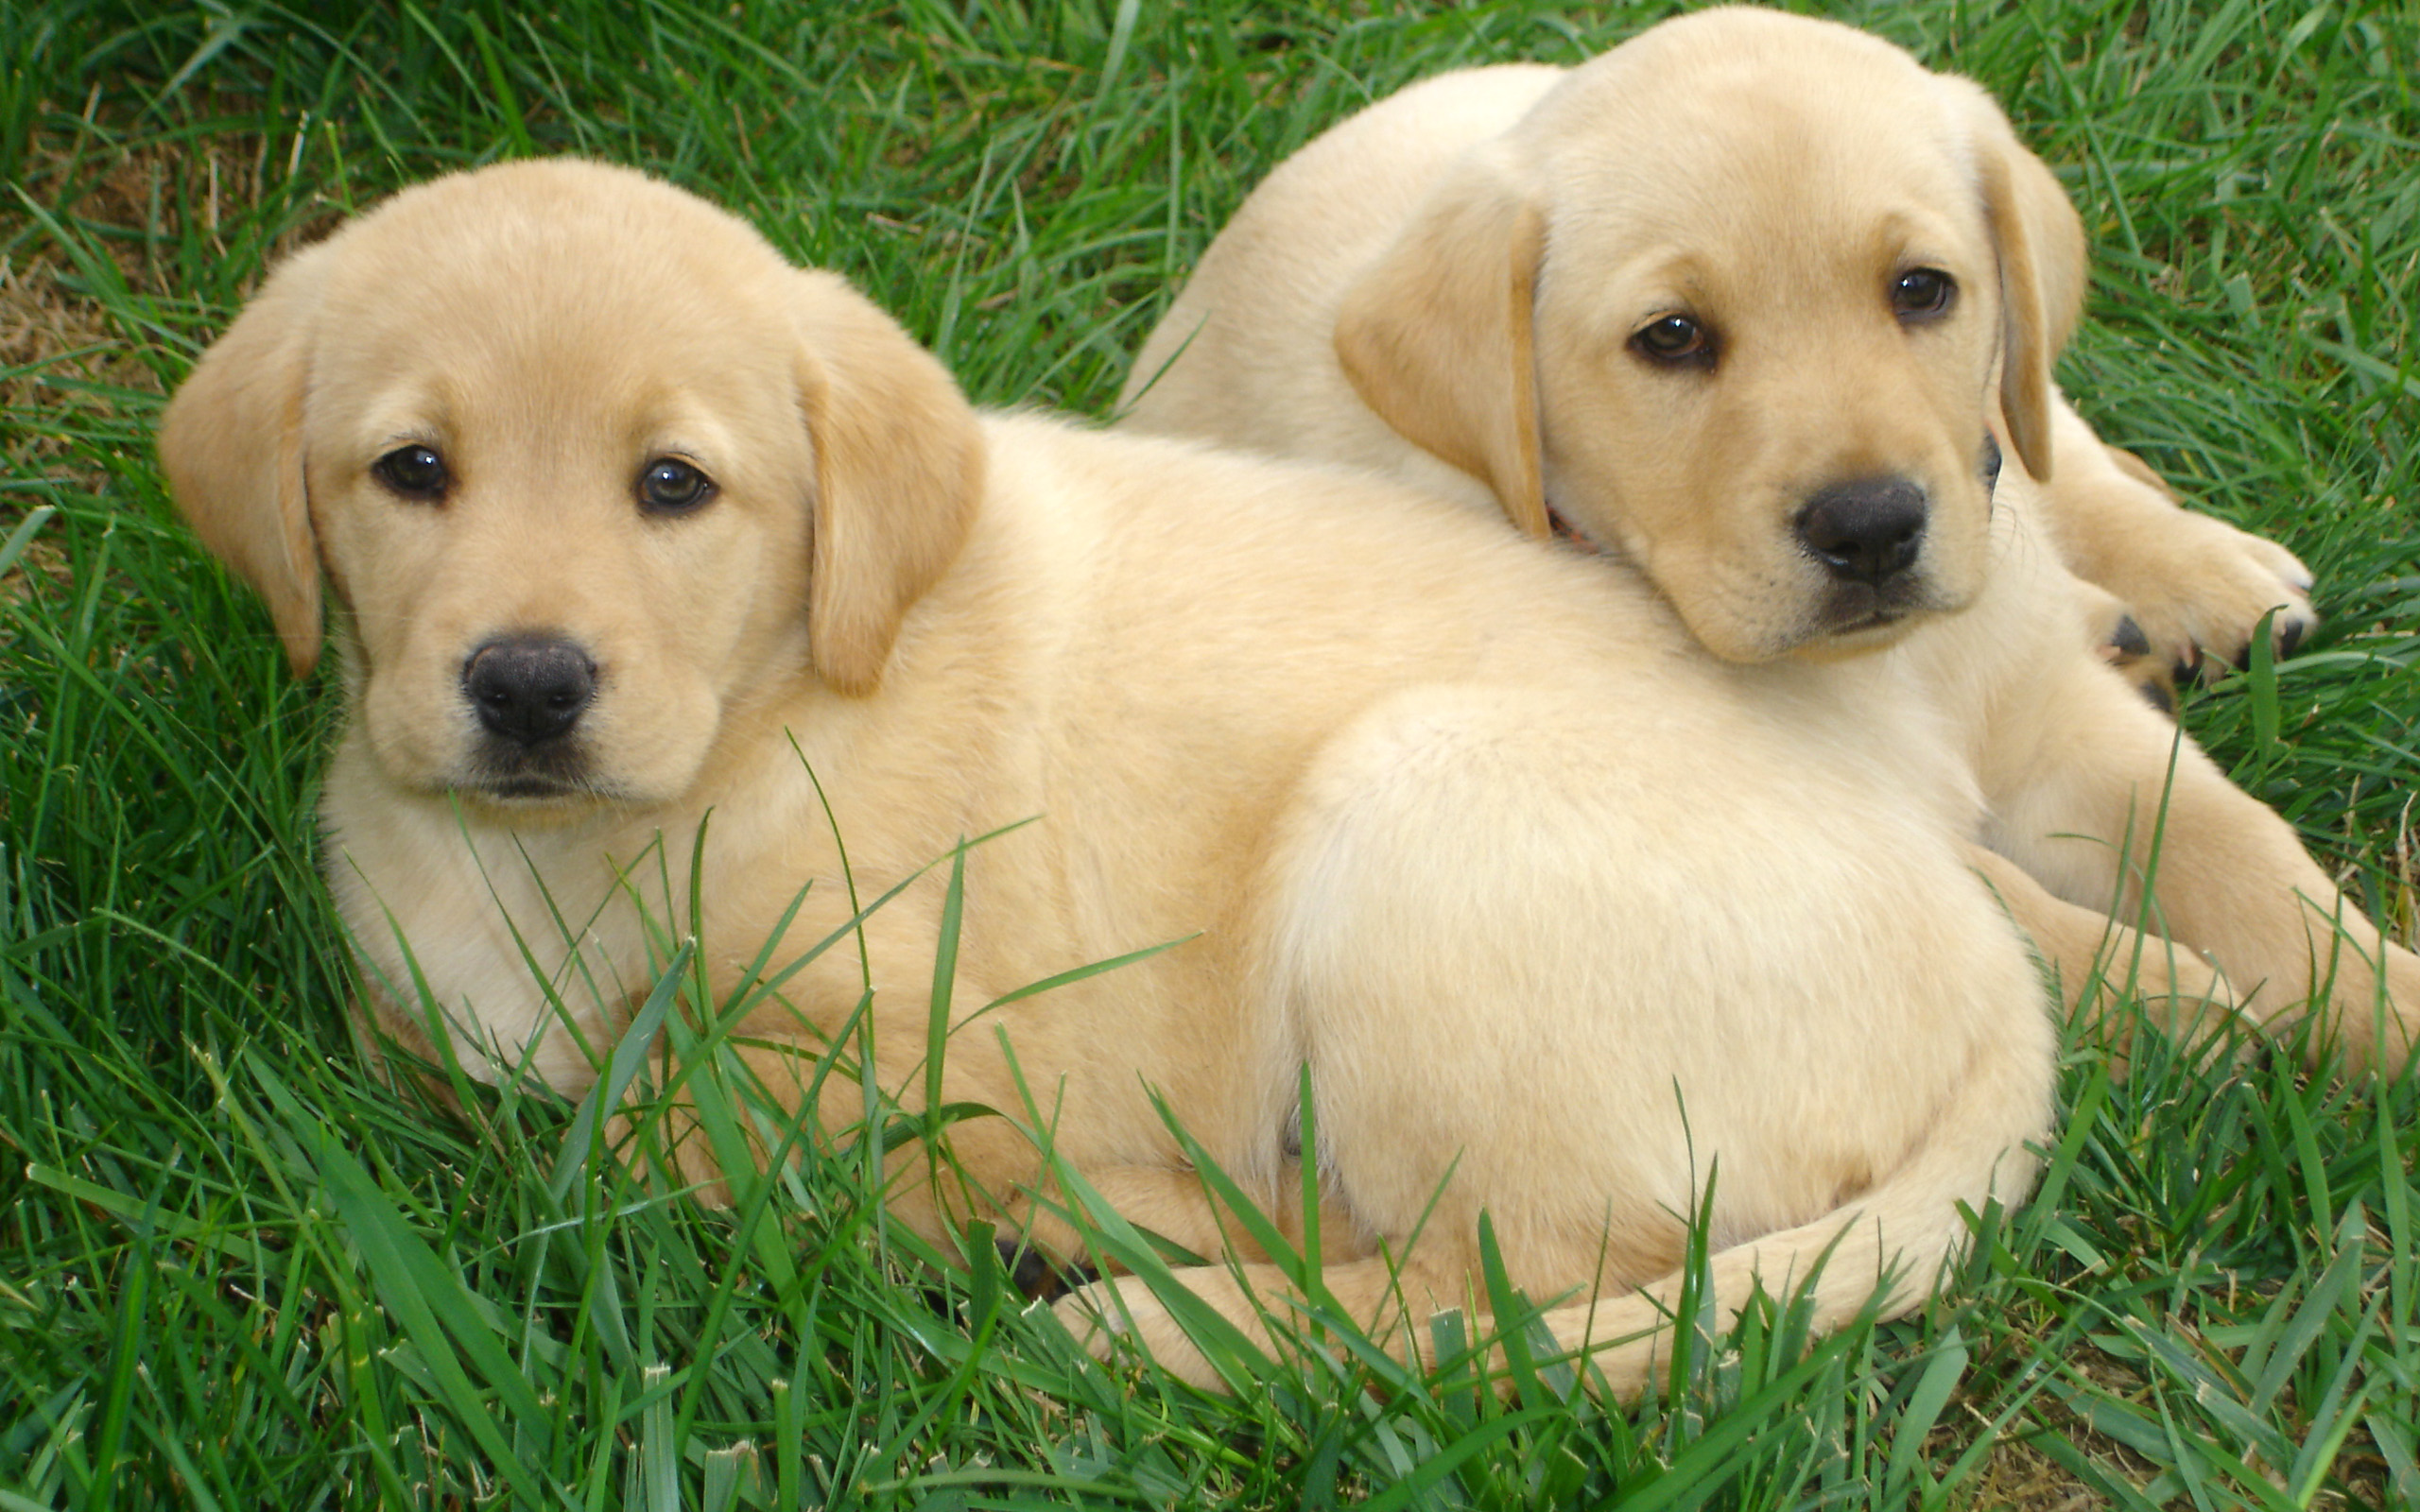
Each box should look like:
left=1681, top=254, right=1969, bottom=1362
left=791, top=270, right=985, bottom=696
left=159, top=243, right=332, bottom=677
left=1334, top=146, right=1551, bottom=539
left=1945, top=78, right=2083, bottom=482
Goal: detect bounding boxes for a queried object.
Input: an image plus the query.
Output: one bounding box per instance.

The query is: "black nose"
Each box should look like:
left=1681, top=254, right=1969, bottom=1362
left=1795, top=479, right=1927, bottom=585
left=463, top=636, right=596, bottom=746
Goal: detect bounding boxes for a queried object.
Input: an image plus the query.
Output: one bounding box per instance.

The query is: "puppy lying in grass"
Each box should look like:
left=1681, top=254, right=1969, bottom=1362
left=163, top=158, right=2056, bottom=1394
left=1118, top=5, right=2418, bottom=1076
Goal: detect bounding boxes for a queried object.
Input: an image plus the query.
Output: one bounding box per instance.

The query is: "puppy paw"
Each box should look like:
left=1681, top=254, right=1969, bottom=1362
left=1052, top=1277, right=1229, bottom=1386
left=989, top=1204, right=1099, bottom=1300
left=2079, top=584, right=2179, bottom=715
left=1052, top=1277, right=1138, bottom=1357
left=2090, top=446, right=2317, bottom=686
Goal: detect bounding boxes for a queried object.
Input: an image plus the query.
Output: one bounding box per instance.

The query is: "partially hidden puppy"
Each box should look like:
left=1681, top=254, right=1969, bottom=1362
left=163, top=159, right=2054, bottom=1394
left=1117, top=6, right=2419, bottom=1075
left=1125, top=10, right=2312, bottom=688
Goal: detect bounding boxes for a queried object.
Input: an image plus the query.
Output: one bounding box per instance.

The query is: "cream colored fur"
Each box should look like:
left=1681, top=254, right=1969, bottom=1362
left=163, top=159, right=2061, bottom=1396
left=1116, top=6, right=2417, bottom=1083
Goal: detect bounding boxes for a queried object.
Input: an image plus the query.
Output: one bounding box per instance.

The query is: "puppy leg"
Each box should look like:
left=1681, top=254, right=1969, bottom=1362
left=1963, top=843, right=2238, bottom=1064
left=1987, top=654, right=2419, bottom=1076
left=2034, top=399, right=2315, bottom=688
left=1006, top=1162, right=1367, bottom=1280
left=603, top=1038, right=832, bottom=1207
left=1058, top=1250, right=1496, bottom=1389
left=1061, top=988, right=2052, bottom=1399
left=602, top=1003, right=1066, bottom=1242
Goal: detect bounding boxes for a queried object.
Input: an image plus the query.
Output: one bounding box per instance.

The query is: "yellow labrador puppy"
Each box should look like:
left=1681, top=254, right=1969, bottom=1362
left=1126, top=9, right=2312, bottom=685
left=163, top=159, right=2054, bottom=1394
left=1119, top=7, right=2418, bottom=1073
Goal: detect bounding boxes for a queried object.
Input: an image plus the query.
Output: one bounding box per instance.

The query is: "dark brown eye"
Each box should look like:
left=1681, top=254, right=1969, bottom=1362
left=373, top=444, right=449, bottom=500
left=1891, top=268, right=1956, bottom=321
left=638, top=457, right=715, bottom=515
left=1631, top=314, right=1713, bottom=366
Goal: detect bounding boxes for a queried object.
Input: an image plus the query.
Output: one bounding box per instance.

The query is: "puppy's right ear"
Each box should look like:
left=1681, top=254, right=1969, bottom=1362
left=1334, top=148, right=1549, bottom=539
left=1940, top=77, right=2085, bottom=484
left=159, top=247, right=329, bottom=677
left=2005, top=143, right=2085, bottom=361
left=790, top=270, right=985, bottom=696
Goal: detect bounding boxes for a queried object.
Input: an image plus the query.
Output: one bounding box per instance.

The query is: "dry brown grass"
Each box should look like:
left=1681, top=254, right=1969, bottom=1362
left=0, top=124, right=345, bottom=600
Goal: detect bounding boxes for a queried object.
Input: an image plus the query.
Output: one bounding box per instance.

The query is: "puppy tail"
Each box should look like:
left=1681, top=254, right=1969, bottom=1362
left=1058, top=1062, right=2047, bottom=1400
left=1531, top=1078, right=2043, bottom=1398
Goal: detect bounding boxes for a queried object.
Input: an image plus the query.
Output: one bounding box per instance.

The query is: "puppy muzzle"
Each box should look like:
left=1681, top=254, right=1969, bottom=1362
left=460, top=633, right=600, bottom=798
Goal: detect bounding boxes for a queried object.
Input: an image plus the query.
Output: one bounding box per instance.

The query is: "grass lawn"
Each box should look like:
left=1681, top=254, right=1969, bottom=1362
left=3, top=0, right=2417, bottom=1506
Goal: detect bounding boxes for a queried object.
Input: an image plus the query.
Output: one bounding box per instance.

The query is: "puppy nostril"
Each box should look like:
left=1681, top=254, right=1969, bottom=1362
left=462, top=635, right=596, bottom=747
left=1795, top=479, right=1927, bottom=586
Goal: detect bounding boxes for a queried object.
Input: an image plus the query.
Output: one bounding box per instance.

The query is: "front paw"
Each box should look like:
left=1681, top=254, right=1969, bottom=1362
left=2097, top=446, right=2317, bottom=685
left=2087, top=599, right=2177, bottom=716
left=1052, top=1276, right=1139, bottom=1358
left=1051, top=1276, right=1230, bottom=1387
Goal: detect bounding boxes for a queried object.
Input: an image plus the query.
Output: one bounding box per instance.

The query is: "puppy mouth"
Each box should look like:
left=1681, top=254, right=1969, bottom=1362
left=1831, top=608, right=1904, bottom=635
left=453, top=742, right=620, bottom=805
left=468, top=774, right=599, bottom=802
left=444, top=776, right=637, bottom=814
left=1814, top=578, right=1933, bottom=641
left=1827, top=585, right=1899, bottom=625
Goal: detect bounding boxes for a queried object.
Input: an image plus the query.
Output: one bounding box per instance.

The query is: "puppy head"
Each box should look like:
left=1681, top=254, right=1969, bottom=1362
left=1337, top=8, right=2084, bottom=663
left=160, top=159, right=981, bottom=813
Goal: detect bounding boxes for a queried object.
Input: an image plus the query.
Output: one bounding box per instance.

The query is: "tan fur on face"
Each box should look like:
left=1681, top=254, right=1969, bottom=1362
left=163, top=160, right=2065, bottom=1397
left=1118, top=7, right=2418, bottom=1082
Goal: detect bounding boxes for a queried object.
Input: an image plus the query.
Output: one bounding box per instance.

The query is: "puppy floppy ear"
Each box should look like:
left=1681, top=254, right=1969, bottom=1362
left=159, top=245, right=330, bottom=677
left=2006, top=142, right=2086, bottom=361
left=790, top=270, right=985, bottom=696
left=1945, top=78, right=2083, bottom=482
left=1334, top=147, right=1550, bottom=539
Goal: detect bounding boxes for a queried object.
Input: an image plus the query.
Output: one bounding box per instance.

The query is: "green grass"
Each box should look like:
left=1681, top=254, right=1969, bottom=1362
left=3, top=0, right=2416, bottom=1506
